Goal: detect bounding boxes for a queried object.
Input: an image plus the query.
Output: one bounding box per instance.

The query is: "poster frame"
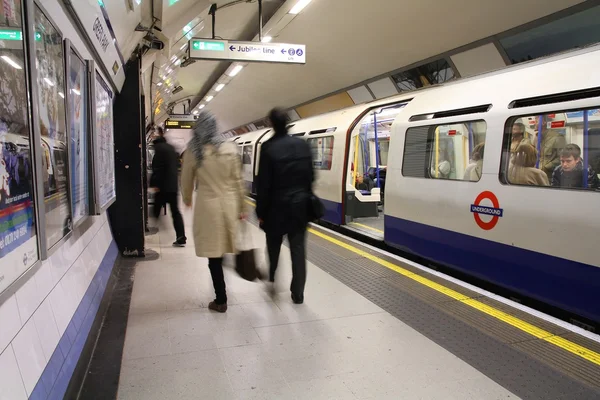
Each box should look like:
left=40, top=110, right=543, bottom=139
left=32, top=0, right=73, bottom=258
left=0, top=0, right=43, bottom=303
left=88, top=60, right=116, bottom=214
left=64, top=38, right=91, bottom=230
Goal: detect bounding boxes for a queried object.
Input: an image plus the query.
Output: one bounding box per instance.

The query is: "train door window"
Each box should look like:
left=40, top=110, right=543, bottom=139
left=347, top=104, right=406, bottom=192
left=307, top=136, right=334, bottom=170
left=0, top=0, right=40, bottom=290
left=242, top=145, right=253, bottom=165
left=402, top=120, right=487, bottom=181
left=34, top=5, right=72, bottom=250
left=502, top=109, right=600, bottom=190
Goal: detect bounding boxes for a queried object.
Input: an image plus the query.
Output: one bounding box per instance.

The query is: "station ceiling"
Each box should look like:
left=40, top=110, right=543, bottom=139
left=103, top=0, right=584, bottom=130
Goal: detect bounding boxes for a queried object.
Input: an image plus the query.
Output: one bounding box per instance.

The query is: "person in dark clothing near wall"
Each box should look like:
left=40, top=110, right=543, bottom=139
left=150, top=126, right=187, bottom=246
left=552, top=144, right=600, bottom=189
left=256, top=108, right=314, bottom=304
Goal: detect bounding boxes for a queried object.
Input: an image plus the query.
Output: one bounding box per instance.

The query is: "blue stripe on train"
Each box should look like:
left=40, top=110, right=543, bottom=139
left=384, top=215, right=600, bottom=323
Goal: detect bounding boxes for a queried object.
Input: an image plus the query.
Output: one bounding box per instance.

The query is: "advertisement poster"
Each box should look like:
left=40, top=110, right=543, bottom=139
left=35, top=6, right=72, bottom=249
left=94, top=72, right=115, bottom=209
left=69, top=50, right=88, bottom=224
left=0, top=0, right=38, bottom=294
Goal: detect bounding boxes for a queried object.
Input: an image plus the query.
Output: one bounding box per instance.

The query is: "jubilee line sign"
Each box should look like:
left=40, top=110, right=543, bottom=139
left=189, top=38, right=306, bottom=64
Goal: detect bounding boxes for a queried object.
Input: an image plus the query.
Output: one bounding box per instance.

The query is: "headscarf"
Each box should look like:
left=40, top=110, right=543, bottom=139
left=187, top=111, right=223, bottom=166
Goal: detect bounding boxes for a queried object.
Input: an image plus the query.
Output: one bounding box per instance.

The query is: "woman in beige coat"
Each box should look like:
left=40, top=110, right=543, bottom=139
left=508, top=143, right=549, bottom=186
left=181, top=112, right=246, bottom=313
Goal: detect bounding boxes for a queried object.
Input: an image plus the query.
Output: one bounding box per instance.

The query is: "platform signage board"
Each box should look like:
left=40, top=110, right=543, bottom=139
left=189, top=38, right=306, bottom=64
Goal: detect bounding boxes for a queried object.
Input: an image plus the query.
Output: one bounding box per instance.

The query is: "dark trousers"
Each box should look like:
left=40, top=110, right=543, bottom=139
left=154, top=192, right=186, bottom=241
left=208, top=257, right=227, bottom=304
left=266, top=229, right=307, bottom=297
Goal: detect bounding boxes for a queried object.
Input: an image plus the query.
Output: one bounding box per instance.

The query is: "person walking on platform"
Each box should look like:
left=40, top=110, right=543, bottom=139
left=150, top=126, right=187, bottom=247
left=181, top=111, right=247, bottom=313
left=256, top=108, right=314, bottom=304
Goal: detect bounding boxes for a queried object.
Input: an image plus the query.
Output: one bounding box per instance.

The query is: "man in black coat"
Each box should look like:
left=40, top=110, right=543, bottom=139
left=256, top=108, right=314, bottom=304
left=150, top=127, right=187, bottom=246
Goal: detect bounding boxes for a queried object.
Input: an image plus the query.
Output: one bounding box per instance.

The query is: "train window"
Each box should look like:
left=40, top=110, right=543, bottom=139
left=402, top=120, right=487, bottom=181
left=0, top=0, right=40, bottom=288
left=242, top=145, right=253, bottom=165
left=502, top=109, right=600, bottom=190
left=307, top=136, right=334, bottom=170
left=347, top=105, right=405, bottom=191
left=34, top=5, right=72, bottom=249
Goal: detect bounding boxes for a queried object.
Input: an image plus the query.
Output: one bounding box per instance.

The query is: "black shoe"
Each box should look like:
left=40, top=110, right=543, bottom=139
left=291, top=293, right=304, bottom=304
left=172, top=237, right=186, bottom=247
left=208, top=301, right=227, bottom=313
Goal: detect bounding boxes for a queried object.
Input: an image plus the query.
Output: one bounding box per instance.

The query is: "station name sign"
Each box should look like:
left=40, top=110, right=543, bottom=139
left=189, top=38, right=306, bottom=64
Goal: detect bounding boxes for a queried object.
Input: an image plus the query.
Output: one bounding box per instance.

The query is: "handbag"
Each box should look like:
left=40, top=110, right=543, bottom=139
left=307, top=192, right=324, bottom=221
left=235, top=221, right=263, bottom=281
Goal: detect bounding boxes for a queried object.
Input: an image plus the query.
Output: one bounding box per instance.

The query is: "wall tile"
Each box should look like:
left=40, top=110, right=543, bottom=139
left=0, top=347, right=28, bottom=400
left=0, top=295, right=22, bottom=354
left=15, top=274, right=41, bottom=323
left=49, top=281, right=71, bottom=336
left=33, top=298, right=60, bottom=361
left=35, top=260, right=56, bottom=301
left=12, top=318, right=47, bottom=395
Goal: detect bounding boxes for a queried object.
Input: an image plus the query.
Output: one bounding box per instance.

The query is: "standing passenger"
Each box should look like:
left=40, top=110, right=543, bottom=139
left=463, top=143, right=484, bottom=181
left=150, top=126, right=187, bottom=247
left=256, top=108, right=314, bottom=304
left=538, top=126, right=567, bottom=181
left=181, top=112, right=247, bottom=313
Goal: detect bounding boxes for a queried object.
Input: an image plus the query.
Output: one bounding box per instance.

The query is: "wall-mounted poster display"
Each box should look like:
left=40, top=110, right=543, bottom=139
left=0, top=0, right=38, bottom=293
left=34, top=5, right=72, bottom=250
left=92, top=68, right=116, bottom=212
left=66, top=41, right=89, bottom=227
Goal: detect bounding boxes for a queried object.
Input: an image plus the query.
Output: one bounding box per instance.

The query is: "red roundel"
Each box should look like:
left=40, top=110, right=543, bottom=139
left=470, top=191, right=503, bottom=231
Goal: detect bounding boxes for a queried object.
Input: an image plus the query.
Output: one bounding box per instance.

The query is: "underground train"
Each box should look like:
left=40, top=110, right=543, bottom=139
left=233, top=45, right=600, bottom=325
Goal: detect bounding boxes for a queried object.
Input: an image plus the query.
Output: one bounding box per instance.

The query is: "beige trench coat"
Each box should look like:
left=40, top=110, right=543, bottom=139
left=181, top=142, right=246, bottom=258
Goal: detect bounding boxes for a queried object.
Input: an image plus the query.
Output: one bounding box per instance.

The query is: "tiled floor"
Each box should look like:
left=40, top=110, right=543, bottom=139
left=117, top=207, right=519, bottom=399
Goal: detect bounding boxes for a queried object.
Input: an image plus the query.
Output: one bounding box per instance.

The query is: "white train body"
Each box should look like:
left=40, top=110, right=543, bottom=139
left=233, top=46, right=600, bottom=323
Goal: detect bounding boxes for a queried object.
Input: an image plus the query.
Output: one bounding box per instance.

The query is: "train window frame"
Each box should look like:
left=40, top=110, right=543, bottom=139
left=500, top=107, right=600, bottom=192
left=307, top=136, right=334, bottom=171
left=401, top=119, right=487, bottom=182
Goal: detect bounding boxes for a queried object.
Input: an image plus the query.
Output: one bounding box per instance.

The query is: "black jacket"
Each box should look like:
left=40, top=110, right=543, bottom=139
left=150, top=137, right=180, bottom=193
left=256, top=133, right=314, bottom=235
left=551, top=161, right=600, bottom=189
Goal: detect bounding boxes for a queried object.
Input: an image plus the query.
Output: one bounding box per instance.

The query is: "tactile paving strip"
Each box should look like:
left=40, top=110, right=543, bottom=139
left=245, top=211, right=600, bottom=399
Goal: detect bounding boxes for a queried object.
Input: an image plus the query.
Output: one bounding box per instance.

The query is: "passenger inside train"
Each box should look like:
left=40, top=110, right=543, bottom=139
left=552, top=144, right=600, bottom=189
left=463, top=143, right=484, bottom=181
left=508, top=143, right=550, bottom=186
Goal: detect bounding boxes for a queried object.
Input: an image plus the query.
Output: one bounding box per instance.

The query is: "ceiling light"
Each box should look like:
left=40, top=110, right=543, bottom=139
left=289, top=0, right=312, bottom=14
left=1, top=55, right=22, bottom=69
left=193, top=110, right=198, bottom=115
left=44, top=78, right=55, bottom=87
left=206, top=95, right=213, bottom=102
left=198, top=104, right=205, bottom=109
left=215, top=83, right=225, bottom=92
left=58, top=92, right=64, bottom=98
left=170, top=55, right=177, bottom=62
left=261, top=36, right=272, bottom=43
left=180, top=43, right=188, bottom=50
left=228, top=65, right=243, bottom=77
left=174, top=59, right=181, bottom=66
left=157, top=82, right=163, bottom=86
left=71, top=88, right=81, bottom=95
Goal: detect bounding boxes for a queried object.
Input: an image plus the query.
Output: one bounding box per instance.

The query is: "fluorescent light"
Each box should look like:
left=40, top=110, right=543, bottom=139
left=215, top=83, right=225, bottom=92
left=71, top=88, right=81, bottom=95
left=206, top=95, right=213, bottom=102
left=180, top=43, right=188, bottom=50
left=170, top=55, right=177, bottom=62
left=44, top=78, right=55, bottom=87
left=174, top=59, right=181, bottom=66
left=193, top=110, right=198, bottom=115
left=157, top=82, right=163, bottom=86
left=58, top=92, right=64, bottom=98
left=228, top=65, right=243, bottom=77
left=1, top=55, right=21, bottom=69
left=289, top=0, right=312, bottom=14
left=198, top=104, right=205, bottom=109
left=261, top=36, right=272, bottom=43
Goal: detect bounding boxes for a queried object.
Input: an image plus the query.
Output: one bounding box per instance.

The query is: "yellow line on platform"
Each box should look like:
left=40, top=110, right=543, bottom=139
left=244, top=199, right=600, bottom=365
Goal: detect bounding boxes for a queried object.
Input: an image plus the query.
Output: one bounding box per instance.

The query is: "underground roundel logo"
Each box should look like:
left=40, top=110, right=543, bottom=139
left=470, top=191, right=503, bottom=230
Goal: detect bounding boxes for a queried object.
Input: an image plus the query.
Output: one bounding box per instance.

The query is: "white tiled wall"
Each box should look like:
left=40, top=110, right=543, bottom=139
left=0, top=214, right=113, bottom=398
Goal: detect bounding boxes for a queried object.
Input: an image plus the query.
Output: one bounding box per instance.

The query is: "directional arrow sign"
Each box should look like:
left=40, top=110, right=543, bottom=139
left=189, top=38, right=306, bottom=64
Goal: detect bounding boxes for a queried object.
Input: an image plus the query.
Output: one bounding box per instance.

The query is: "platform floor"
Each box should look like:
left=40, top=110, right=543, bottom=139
left=89, top=202, right=600, bottom=400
